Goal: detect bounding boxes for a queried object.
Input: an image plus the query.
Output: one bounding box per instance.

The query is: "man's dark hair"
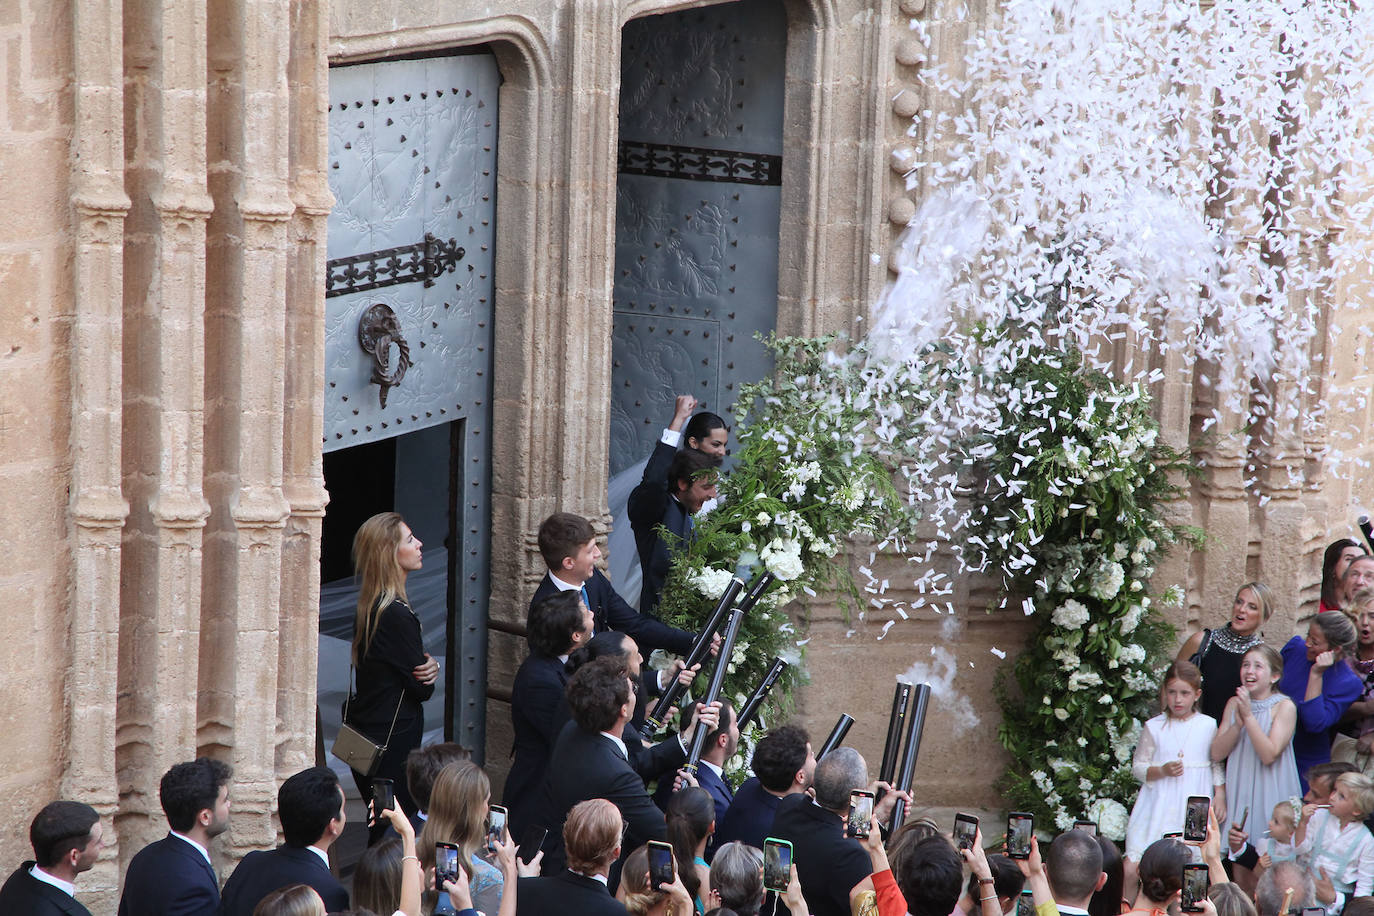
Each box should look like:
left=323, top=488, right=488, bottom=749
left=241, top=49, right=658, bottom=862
left=668, top=448, right=719, bottom=495
left=896, top=835, right=964, bottom=916
left=1307, top=760, right=1357, bottom=787
left=704, top=701, right=736, bottom=754
left=537, top=512, right=595, bottom=570
left=527, top=590, right=586, bottom=657
left=30, top=801, right=99, bottom=867
left=1045, top=828, right=1104, bottom=902
left=405, top=742, right=471, bottom=814
left=966, top=853, right=1024, bottom=901
left=565, top=631, right=634, bottom=680
left=278, top=766, right=343, bottom=848
left=566, top=656, right=630, bottom=733
left=751, top=724, right=810, bottom=793
left=683, top=412, right=727, bottom=445
left=160, top=757, right=233, bottom=833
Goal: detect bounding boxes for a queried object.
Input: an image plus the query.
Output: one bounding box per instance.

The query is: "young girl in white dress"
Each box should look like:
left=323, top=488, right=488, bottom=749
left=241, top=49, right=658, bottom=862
left=1126, top=660, right=1225, bottom=864
left=1294, top=771, right=1374, bottom=914
left=1208, top=643, right=1300, bottom=893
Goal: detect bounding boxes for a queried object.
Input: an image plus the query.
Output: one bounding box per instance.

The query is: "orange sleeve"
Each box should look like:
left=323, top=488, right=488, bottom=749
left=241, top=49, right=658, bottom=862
left=873, top=868, right=908, bottom=916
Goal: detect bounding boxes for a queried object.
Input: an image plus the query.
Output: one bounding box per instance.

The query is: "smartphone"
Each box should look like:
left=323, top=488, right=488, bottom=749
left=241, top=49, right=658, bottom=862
left=487, top=804, right=508, bottom=849
left=1181, top=862, right=1209, bottom=912
left=954, top=812, right=979, bottom=851
left=847, top=790, right=876, bottom=838
left=372, top=778, right=395, bottom=821
left=647, top=839, right=676, bottom=888
left=1302, top=908, right=1326, bottom=916
left=1073, top=819, right=1097, bottom=836
left=519, top=826, right=548, bottom=865
left=764, top=837, right=794, bottom=893
left=1017, top=889, right=1035, bottom=916
left=436, top=841, right=461, bottom=886
left=1007, top=812, right=1034, bottom=859
left=1237, top=807, right=1250, bottom=830
left=1183, top=795, right=1210, bottom=843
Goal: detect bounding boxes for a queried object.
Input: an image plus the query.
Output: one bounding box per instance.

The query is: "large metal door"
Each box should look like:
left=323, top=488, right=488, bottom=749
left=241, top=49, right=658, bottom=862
left=610, top=0, right=786, bottom=476
left=321, top=53, right=498, bottom=756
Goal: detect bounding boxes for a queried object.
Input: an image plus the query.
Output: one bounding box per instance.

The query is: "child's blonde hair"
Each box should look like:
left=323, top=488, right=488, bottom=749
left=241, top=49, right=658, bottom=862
left=1336, top=772, right=1374, bottom=817
left=1271, top=799, right=1297, bottom=828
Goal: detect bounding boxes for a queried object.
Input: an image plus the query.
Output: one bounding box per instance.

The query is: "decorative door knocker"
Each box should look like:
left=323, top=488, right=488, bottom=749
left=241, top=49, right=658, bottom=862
left=357, top=304, right=411, bottom=408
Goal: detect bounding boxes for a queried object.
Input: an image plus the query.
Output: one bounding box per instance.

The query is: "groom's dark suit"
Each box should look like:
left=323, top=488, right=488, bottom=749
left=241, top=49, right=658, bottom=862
left=529, top=569, right=692, bottom=656
left=627, top=441, right=693, bottom=617
left=119, top=833, right=220, bottom=915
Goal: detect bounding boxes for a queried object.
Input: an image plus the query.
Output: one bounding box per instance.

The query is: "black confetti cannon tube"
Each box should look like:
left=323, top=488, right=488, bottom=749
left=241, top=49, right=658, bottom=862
left=1359, top=516, right=1374, bottom=554
left=817, top=713, right=855, bottom=759
left=878, top=681, right=914, bottom=785
left=736, top=657, right=789, bottom=732
left=888, top=682, right=932, bottom=833
left=644, top=576, right=744, bottom=731
left=684, top=607, right=747, bottom=775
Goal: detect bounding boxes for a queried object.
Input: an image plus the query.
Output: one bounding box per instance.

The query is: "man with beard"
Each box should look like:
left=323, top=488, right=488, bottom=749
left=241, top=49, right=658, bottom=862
left=119, top=757, right=233, bottom=916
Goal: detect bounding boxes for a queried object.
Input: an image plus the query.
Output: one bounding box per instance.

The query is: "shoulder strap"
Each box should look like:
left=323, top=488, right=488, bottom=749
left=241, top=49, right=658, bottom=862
left=1191, top=628, right=1213, bottom=667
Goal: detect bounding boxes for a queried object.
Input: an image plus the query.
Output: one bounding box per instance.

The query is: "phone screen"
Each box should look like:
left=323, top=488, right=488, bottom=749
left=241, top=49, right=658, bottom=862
left=647, top=840, right=675, bottom=888
left=764, top=838, right=793, bottom=892
left=1007, top=813, right=1034, bottom=859
left=847, top=791, right=875, bottom=838
left=954, top=813, right=979, bottom=851
left=487, top=805, right=508, bottom=848
left=372, top=778, right=395, bottom=817
left=1183, top=796, right=1210, bottom=843
left=1017, top=890, right=1035, bottom=916
left=1181, top=864, right=1209, bottom=911
left=436, top=842, right=461, bottom=886
left=1073, top=819, right=1097, bottom=836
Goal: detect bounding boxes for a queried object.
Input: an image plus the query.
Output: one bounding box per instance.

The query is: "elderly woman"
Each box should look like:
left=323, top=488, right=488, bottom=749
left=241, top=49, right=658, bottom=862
left=1279, top=610, right=1363, bottom=790
left=1178, top=583, right=1274, bottom=724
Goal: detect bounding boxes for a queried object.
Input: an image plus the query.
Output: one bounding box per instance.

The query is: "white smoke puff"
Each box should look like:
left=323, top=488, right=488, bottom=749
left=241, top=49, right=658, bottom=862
left=901, top=647, right=979, bottom=731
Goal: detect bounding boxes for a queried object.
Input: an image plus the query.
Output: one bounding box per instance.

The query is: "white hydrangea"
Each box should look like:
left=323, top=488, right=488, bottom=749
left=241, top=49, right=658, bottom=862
left=1068, top=669, right=1103, bottom=690
left=1118, top=644, right=1147, bottom=666
left=1119, top=603, right=1145, bottom=634
left=1089, top=560, right=1126, bottom=600
left=690, top=566, right=738, bottom=599
left=1088, top=798, right=1130, bottom=842
left=760, top=539, right=804, bottom=581
left=1052, top=598, right=1091, bottom=629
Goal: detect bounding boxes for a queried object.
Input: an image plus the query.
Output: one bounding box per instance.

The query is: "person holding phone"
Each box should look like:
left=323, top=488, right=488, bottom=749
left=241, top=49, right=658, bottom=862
left=346, top=512, right=439, bottom=842
left=1127, top=839, right=1202, bottom=916
left=353, top=800, right=423, bottom=916
left=1278, top=610, right=1363, bottom=790
left=664, top=788, right=714, bottom=911
left=514, top=799, right=630, bottom=916
left=1125, top=661, right=1224, bottom=865
left=616, top=843, right=695, bottom=916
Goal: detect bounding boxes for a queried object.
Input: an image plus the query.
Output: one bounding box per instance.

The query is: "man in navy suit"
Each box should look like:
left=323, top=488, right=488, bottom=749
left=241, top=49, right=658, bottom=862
left=629, top=447, right=719, bottom=618
left=529, top=513, right=694, bottom=655
left=0, top=800, right=104, bottom=915
left=653, top=700, right=738, bottom=858
left=504, top=589, right=593, bottom=838
left=217, top=766, right=349, bottom=915
left=515, top=799, right=631, bottom=916
left=120, top=757, right=232, bottom=916
left=715, top=724, right=814, bottom=851
left=534, top=656, right=719, bottom=876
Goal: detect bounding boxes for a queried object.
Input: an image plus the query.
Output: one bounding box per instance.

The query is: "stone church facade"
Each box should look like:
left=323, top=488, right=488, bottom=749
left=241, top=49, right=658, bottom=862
left=2, top=0, right=1369, bottom=911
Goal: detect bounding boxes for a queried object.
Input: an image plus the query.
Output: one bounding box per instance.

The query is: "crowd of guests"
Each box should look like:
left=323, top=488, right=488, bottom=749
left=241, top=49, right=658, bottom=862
left=9, top=396, right=1374, bottom=916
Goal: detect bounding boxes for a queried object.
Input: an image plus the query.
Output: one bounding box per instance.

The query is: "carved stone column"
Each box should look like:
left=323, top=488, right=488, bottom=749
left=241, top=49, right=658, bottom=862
left=67, top=2, right=133, bottom=906
left=117, top=0, right=214, bottom=864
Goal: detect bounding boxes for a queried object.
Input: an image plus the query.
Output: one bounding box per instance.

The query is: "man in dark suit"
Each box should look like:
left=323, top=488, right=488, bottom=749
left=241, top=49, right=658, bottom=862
left=217, top=766, right=349, bottom=915
left=505, top=590, right=593, bottom=838
left=715, top=724, right=814, bottom=850
left=629, top=447, right=719, bottom=618
left=0, top=800, right=104, bottom=915
left=1043, top=828, right=1105, bottom=916
left=534, top=656, right=719, bottom=875
left=768, top=747, right=910, bottom=916
left=515, top=798, right=630, bottom=916
left=120, top=757, right=232, bottom=916
left=530, top=512, right=694, bottom=655
left=652, top=700, right=738, bottom=854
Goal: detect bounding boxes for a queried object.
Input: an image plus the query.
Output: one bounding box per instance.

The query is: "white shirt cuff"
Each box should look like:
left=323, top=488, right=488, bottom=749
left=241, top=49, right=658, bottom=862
left=660, top=428, right=682, bottom=447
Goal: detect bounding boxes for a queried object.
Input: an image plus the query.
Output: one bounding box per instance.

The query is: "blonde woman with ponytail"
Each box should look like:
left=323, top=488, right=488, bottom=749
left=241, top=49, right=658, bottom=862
left=346, top=512, right=439, bottom=841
